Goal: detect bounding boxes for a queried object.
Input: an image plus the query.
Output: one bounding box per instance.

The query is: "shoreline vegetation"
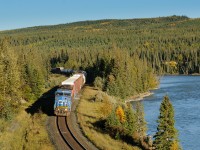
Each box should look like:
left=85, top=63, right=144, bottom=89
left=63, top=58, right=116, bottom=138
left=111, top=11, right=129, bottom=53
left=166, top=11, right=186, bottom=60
left=125, top=91, right=154, bottom=103
left=163, top=73, right=200, bottom=76
left=126, top=73, right=200, bottom=103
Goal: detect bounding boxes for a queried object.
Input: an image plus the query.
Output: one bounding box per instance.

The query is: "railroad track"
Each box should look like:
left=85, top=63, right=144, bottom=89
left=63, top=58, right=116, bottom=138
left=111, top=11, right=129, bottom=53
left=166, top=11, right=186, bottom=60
left=56, top=116, right=86, bottom=150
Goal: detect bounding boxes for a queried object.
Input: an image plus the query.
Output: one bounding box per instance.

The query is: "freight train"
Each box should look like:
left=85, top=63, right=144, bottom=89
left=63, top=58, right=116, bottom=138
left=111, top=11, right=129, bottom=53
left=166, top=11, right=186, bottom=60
left=54, top=72, right=86, bottom=116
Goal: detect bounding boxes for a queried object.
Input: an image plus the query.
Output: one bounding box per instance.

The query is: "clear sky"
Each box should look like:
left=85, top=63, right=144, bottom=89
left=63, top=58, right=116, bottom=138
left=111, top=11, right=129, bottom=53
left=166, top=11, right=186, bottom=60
left=0, top=0, right=199, bottom=31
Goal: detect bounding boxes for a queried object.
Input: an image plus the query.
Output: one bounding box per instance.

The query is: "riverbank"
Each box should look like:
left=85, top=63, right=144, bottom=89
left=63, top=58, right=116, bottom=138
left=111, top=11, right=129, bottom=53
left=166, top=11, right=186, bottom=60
left=163, top=73, right=200, bottom=76
left=125, top=91, right=154, bottom=103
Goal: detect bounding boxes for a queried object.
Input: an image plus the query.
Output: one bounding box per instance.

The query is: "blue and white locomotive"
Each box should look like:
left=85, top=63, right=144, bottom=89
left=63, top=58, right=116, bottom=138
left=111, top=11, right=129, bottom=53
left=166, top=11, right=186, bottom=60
left=54, top=72, right=86, bottom=116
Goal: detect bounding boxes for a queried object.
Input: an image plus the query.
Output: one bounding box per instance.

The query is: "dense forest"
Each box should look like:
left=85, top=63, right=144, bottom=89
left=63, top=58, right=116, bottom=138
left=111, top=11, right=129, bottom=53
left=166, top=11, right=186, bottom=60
left=1, top=15, right=200, bottom=74
left=0, top=15, right=199, bottom=120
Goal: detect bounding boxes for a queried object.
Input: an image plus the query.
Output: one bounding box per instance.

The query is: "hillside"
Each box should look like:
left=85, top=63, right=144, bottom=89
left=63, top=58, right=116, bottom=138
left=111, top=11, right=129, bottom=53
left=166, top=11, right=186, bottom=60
left=1, top=15, right=200, bottom=74
left=0, top=15, right=191, bottom=34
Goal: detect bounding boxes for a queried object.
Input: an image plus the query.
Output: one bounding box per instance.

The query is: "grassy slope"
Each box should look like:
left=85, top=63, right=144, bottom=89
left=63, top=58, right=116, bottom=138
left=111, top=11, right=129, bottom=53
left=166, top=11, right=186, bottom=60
left=0, top=110, right=54, bottom=150
left=77, top=86, right=140, bottom=150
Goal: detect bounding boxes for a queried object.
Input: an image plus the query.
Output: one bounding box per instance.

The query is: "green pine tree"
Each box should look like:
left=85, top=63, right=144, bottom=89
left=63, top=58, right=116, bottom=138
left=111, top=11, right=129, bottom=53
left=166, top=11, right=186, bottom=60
left=125, top=103, right=136, bottom=135
left=135, top=101, right=147, bottom=137
left=153, top=96, right=181, bottom=150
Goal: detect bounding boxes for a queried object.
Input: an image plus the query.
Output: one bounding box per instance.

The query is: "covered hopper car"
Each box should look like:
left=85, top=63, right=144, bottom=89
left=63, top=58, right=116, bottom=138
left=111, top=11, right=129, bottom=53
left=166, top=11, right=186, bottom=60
left=54, top=72, right=86, bottom=116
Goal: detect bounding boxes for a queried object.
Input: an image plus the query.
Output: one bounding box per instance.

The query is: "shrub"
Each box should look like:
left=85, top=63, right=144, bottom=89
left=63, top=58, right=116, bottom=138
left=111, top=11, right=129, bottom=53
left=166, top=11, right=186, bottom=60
left=99, top=97, right=113, bottom=117
left=94, top=91, right=105, bottom=102
left=94, top=76, right=104, bottom=90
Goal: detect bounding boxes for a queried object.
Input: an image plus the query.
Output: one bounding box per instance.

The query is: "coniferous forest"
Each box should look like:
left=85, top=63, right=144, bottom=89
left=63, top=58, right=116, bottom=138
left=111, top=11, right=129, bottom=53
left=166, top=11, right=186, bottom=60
left=0, top=15, right=197, bottom=148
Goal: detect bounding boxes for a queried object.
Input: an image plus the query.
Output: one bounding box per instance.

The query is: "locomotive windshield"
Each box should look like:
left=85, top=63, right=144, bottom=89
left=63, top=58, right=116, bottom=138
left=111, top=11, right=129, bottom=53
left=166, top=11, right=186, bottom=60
left=56, top=91, right=71, bottom=96
left=63, top=92, right=71, bottom=96
left=56, top=92, right=63, bottom=96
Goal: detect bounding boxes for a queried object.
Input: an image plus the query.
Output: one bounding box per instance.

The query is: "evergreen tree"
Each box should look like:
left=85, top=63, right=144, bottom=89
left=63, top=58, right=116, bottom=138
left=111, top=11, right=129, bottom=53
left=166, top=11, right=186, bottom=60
left=153, top=96, right=181, bottom=150
left=125, top=103, right=136, bottom=135
left=135, top=102, right=147, bottom=137
left=93, top=76, right=104, bottom=90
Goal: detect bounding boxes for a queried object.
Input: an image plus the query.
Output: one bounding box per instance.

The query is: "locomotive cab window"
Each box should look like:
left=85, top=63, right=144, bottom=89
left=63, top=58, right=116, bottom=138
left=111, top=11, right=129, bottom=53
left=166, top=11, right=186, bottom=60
left=64, top=93, right=71, bottom=96
left=56, top=92, right=63, bottom=96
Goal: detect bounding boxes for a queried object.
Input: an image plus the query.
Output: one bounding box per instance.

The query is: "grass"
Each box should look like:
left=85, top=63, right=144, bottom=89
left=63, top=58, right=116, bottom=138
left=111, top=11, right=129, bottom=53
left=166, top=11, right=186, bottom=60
left=77, top=86, right=140, bottom=150
left=0, top=110, right=54, bottom=150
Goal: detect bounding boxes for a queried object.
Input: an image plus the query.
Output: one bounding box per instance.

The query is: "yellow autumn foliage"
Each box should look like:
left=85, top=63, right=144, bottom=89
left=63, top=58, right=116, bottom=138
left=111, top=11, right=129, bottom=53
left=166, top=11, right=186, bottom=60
left=169, top=61, right=177, bottom=67
left=170, top=141, right=180, bottom=150
left=165, top=61, right=177, bottom=68
left=116, top=106, right=126, bottom=123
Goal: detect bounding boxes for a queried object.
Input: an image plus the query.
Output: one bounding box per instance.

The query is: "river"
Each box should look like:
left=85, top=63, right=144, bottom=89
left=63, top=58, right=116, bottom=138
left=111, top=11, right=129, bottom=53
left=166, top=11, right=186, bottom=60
left=142, top=75, right=200, bottom=150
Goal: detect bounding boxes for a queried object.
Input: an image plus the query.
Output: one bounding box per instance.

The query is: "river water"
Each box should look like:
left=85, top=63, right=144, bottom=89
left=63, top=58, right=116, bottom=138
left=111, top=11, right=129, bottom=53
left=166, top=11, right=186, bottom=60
left=142, top=75, right=200, bottom=150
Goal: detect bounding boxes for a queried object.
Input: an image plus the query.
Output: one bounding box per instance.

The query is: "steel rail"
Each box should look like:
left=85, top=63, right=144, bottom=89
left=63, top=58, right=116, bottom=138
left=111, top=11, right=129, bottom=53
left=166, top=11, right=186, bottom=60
left=56, top=116, right=86, bottom=150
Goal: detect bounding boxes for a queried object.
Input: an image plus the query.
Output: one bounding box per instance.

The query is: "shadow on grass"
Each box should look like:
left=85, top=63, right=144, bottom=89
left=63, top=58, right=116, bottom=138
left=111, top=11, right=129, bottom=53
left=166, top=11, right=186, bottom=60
left=25, top=86, right=58, bottom=116
left=92, top=119, right=107, bottom=134
left=92, top=119, right=106, bottom=128
left=92, top=119, right=146, bottom=149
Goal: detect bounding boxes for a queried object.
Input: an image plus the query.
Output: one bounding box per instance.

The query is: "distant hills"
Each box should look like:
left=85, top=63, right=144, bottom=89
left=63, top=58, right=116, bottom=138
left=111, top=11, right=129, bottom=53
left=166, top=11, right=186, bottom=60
left=0, top=15, right=193, bottom=34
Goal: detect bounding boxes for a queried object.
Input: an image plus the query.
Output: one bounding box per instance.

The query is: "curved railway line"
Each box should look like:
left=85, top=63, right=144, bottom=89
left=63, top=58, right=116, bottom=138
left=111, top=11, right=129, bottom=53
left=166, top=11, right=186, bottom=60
left=56, top=116, right=87, bottom=150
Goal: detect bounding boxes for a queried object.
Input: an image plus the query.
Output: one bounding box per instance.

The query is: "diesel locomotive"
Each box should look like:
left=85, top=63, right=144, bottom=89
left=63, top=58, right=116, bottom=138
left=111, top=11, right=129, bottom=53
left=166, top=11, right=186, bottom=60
left=54, top=72, right=86, bottom=116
